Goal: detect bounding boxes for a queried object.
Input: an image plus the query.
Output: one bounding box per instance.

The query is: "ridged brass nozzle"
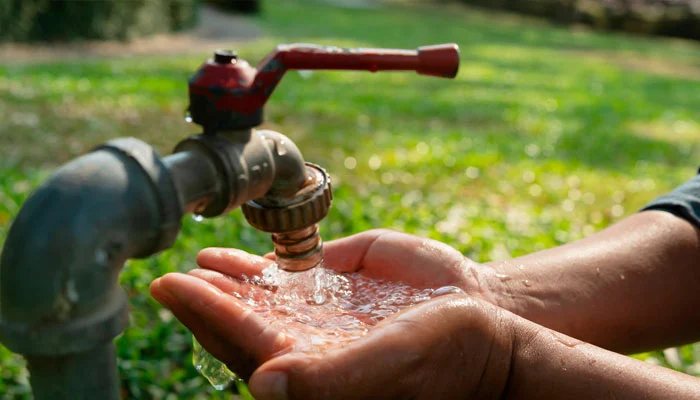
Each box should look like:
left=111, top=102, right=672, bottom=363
left=242, top=163, right=332, bottom=272
left=271, top=224, right=324, bottom=272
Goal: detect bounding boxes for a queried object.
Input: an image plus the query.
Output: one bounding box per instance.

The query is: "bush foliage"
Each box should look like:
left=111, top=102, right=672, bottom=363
left=0, top=0, right=199, bottom=42
left=205, top=0, right=260, bottom=14
left=453, top=0, right=700, bottom=41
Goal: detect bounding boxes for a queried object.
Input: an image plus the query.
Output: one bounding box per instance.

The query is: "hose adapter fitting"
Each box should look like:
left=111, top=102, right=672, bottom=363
left=242, top=164, right=332, bottom=271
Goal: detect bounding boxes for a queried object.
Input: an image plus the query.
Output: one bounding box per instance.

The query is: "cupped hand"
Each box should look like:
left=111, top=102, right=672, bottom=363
left=150, top=229, right=510, bottom=399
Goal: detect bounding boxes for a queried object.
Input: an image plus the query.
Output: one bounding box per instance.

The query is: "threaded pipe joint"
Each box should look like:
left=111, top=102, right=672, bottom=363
left=271, top=224, right=324, bottom=271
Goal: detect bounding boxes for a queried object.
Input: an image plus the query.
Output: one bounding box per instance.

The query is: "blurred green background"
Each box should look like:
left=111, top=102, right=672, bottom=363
left=1, top=0, right=699, bottom=398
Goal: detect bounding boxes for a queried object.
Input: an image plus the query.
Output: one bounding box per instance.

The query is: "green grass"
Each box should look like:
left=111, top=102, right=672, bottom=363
left=2, top=0, right=700, bottom=397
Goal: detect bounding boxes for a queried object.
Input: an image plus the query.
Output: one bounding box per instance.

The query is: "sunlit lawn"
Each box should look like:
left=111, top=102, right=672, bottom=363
left=1, top=0, right=700, bottom=398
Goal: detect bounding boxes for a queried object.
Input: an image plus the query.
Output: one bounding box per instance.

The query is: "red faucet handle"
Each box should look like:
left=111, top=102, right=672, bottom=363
left=262, top=43, right=460, bottom=78
left=188, top=43, right=460, bottom=132
left=416, top=44, right=460, bottom=78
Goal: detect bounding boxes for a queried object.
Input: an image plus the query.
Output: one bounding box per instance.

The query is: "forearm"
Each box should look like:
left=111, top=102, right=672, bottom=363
left=485, top=210, right=700, bottom=353
left=504, top=315, right=700, bottom=399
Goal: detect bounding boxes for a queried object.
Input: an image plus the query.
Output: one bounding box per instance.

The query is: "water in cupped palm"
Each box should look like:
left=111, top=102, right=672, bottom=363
left=193, top=260, right=464, bottom=389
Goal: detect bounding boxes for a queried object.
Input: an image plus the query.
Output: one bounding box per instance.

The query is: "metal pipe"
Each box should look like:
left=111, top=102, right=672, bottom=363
left=162, top=149, right=220, bottom=215
left=26, top=341, right=120, bottom=400
left=0, top=130, right=327, bottom=398
left=172, top=129, right=309, bottom=217
left=0, top=138, right=182, bottom=399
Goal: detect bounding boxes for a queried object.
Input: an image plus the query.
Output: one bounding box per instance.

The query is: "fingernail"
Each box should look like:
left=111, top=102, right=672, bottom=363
left=251, top=371, right=288, bottom=400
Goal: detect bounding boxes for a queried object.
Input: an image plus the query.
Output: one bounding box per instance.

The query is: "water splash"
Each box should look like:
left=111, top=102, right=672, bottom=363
left=193, top=262, right=464, bottom=389
left=193, top=338, right=239, bottom=390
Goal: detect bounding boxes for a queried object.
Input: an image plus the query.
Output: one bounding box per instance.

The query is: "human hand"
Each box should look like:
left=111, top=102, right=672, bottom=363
left=150, top=229, right=509, bottom=399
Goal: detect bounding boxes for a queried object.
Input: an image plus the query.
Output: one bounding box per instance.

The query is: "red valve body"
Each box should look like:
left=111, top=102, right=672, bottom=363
left=188, top=43, right=459, bottom=133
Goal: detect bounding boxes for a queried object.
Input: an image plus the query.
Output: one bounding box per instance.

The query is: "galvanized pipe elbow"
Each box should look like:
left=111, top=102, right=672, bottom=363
left=0, top=138, right=183, bottom=399
left=256, top=129, right=309, bottom=198
left=0, top=138, right=181, bottom=340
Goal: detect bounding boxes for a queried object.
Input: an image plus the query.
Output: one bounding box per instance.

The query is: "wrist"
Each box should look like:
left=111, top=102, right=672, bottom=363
left=502, top=315, right=700, bottom=399
left=462, top=258, right=521, bottom=314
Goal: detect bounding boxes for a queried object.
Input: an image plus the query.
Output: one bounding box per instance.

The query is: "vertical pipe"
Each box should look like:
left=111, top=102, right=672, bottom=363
left=0, top=139, right=182, bottom=400
left=25, top=342, right=120, bottom=400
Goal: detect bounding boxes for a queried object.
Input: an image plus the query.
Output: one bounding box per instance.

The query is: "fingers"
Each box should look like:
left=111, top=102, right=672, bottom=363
left=150, top=273, right=295, bottom=375
left=187, top=268, right=247, bottom=294
left=321, top=229, right=396, bottom=273
left=187, top=269, right=271, bottom=306
left=197, top=247, right=275, bottom=278
left=323, top=229, right=467, bottom=288
left=196, top=229, right=465, bottom=290
left=150, top=277, right=235, bottom=366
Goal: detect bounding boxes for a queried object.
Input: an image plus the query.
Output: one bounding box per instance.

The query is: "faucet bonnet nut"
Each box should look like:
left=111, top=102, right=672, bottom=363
left=241, top=163, right=332, bottom=233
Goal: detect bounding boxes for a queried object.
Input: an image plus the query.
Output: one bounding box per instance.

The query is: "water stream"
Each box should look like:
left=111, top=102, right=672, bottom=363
left=193, top=261, right=464, bottom=390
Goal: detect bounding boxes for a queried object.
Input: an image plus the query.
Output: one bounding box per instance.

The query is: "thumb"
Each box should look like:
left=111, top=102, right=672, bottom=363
left=248, top=330, right=416, bottom=400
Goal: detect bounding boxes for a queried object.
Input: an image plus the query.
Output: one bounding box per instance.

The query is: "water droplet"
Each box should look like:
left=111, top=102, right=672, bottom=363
left=620, top=274, right=626, bottom=281
left=430, top=286, right=465, bottom=298
left=95, top=248, right=108, bottom=266
left=496, top=273, right=511, bottom=282
left=522, top=279, right=532, bottom=287
left=276, top=139, right=288, bottom=156
left=184, top=110, right=193, bottom=123
left=549, top=331, right=581, bottom=348
left=192, top=214, right=204, bottom=222
left=310, top=292, right=326, bottom=305
left=65, top=280, right=79, bottom=302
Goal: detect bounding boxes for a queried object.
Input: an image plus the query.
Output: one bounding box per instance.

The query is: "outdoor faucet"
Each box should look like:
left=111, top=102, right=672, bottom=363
left=0, top=43, right=460, bottom=399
